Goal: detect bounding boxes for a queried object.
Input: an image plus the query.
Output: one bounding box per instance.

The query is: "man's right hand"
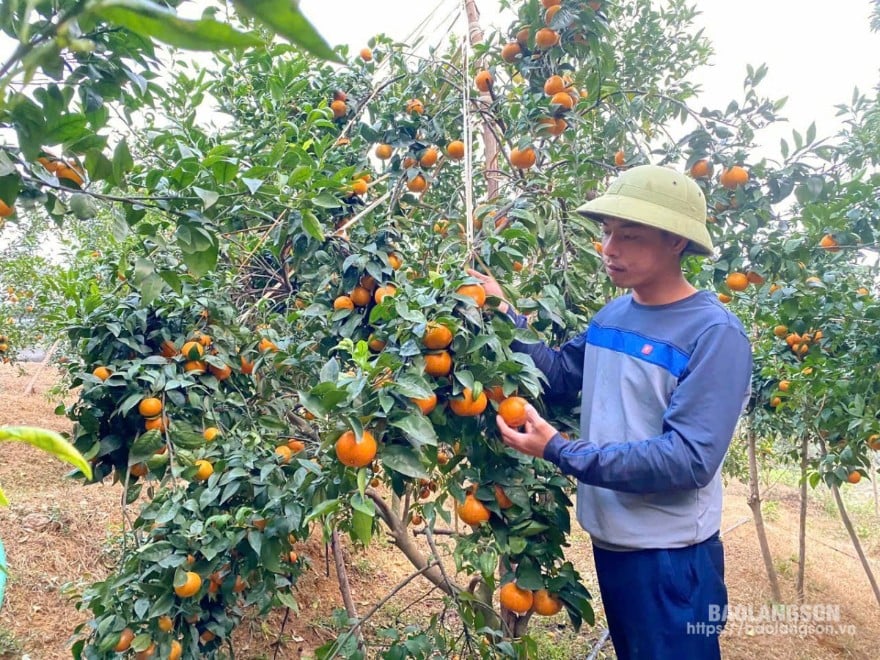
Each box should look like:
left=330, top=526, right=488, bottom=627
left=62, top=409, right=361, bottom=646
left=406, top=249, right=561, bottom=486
left=466, top=268, right=510, bottom=313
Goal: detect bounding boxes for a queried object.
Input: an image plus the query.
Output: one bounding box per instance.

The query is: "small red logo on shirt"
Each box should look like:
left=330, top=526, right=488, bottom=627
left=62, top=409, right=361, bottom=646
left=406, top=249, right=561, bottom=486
left=641, top=343, right=654, bottom=355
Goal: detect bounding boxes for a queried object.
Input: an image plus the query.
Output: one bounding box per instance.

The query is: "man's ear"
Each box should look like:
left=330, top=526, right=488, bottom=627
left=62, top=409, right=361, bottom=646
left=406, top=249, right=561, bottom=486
left=665, top=232, right=690, bottom=256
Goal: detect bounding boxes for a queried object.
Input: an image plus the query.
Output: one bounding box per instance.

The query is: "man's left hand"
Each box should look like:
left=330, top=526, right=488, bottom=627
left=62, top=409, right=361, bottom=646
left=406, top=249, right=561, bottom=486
left=496, top=404, right=559, bottom=459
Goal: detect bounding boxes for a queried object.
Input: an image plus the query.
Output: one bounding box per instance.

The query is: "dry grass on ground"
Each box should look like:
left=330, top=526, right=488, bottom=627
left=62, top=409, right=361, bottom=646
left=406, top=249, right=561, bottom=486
left=0, top=362, right=878, bottom=659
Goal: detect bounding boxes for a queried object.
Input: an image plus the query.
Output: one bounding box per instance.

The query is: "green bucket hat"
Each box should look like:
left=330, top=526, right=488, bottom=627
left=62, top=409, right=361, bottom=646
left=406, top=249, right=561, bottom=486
left=576, top=164, right=713, bottom=256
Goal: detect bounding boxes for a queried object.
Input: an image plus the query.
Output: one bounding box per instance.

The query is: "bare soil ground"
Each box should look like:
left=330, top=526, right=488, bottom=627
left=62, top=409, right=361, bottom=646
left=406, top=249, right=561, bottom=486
left=0, top=362, right=878, bottom=659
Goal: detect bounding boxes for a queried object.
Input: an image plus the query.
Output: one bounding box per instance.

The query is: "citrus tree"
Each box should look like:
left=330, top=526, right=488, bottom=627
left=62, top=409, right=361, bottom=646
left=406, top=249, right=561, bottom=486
left=2, top=0, right=879, bottom=657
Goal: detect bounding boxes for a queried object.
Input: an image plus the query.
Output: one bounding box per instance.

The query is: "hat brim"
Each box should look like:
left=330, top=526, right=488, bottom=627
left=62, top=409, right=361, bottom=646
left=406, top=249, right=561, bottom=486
left=576, top=195, right=714, bottom=256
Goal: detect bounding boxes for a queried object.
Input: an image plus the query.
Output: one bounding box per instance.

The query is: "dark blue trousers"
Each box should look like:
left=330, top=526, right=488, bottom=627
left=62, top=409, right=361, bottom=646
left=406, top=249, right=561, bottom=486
left=593, top=533, right=727, bottom=659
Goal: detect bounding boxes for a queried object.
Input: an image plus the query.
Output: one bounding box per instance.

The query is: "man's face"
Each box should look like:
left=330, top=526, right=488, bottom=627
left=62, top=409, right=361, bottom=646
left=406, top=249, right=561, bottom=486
left=599, top=218, right=686, bottom=290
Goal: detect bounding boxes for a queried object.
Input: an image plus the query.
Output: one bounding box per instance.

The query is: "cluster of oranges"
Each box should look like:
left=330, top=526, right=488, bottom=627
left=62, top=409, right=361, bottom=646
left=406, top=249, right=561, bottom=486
left=775, top=324, right=823, bottom=359
left=36, top=155, right=85, bottom=185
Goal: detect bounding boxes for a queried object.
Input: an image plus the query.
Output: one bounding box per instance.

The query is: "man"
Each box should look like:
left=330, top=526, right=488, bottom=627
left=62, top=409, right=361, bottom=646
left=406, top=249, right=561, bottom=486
left=469, top=164, right=752, bottom=659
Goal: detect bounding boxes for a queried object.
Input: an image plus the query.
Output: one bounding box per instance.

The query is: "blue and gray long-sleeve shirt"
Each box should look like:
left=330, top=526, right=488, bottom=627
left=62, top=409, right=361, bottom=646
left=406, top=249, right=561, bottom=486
left=510, top=290, right=752, bottom=550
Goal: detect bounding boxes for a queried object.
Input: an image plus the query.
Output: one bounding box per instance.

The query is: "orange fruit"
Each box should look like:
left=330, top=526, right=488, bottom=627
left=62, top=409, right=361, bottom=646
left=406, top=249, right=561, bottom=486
left=867, top=434, right=880, bottom=451
left=199, top=630, right=216, bottom=644
left=719, top=165, right=749, bottom=189
left=423, top=322, right=453, bottom=349
left=405, top=98, right=424, bottom=114
left=374, top=284, right=397, bottom=304
left=193, top=459, right=213, bottom=481
left=549, top=91, right=574, bottom=110
left=181, top=340, right=204, bottom=359
left=388, top=253, right=402, bottom=269
left=533, top=589, right=563, bottom=616
left=456, top=283, right=487, bottom=307
left=367, top=335, right=386, bottom=352
left=457, top=493, right=490, bottom=526
left=169, top=640, right=183, bottom=660
left=746, top=271, right=765, bottom=285
left=158, top=615, right=174, bottom=633
left=139, top=397, right=163, bottom=418
left=130, top=462, right=149, bottom=478
left=424, top=350, right=453, bottom=377
left=333, top=295, right=355, bottom=310
left=449, top=387, right=488, bottom=417
left=402, top=156, right=417, bottom=169
left=770, top=396, right=781, bottom=408
left=359, top=273, right=378, bottom=291
left=208, top=362, right=231, bottom=380
left=515, top=27, right=531, bottom=46
left=717, top=293, right=732, bottom=304
left=335, top=430, right=378, bottom=467
left=359, top=47, right=372, bottom=61
left=537, top=117, right=567, bottom=136
left=446, top=140, right=466, bottom=160
left=411, top=392, right=438, bottom=415
left=330, top=99, right=347, bottom=118
left=0, top=199, right=13, bottom=217
left=350, top=178, right=368, bottom=196
left=92, top=366, right=111, bottom=381
left=258, top=337, right=279, bottom=352
left=485, top=384, right=506, bottom=402
left=501, top=42, right=521, bottom=63
left=134, top=641, right=156, bottom=660
left=847, top=470, right=861, bottom=484
left=184, top=360, right=206, bottom=373
left=614, top=150, right=626, bottom=167
left=287, top=439, right=306, bottom=454
left=233, top=575, right=247, bottom=592
left=350, top=286, right=371, bottom=307
left=475, top=70, right=493, bottom=92
left=498, top=396, right=528, bottom=427
left=407, top=173, right=428, bottom=193
left=419, top=147, right=438, bottom=168
left=534, top=27, right=559, bottom=49
left=510, top=146, right=537, bottom=169
left=114, top=628, right=135, bottom=652
left=145, top=415, right=169, bottom=431
left=159, top=340, right=178, bottom=358
left=689, top=159, right=712, bottom=179
left=375, top=143, right=393, bottom=159
left=494, top=484, right=513, bottom=509
left=275, top=445, right=293, bottom=464
left=203, top=427, right=220, bottom=442
left=819, top=234, right=840, bottom=252
left=541, top=0, right=561, bottom=7
left=545, top=5, right=562, bottom=23
left=543, top=75, right=565, bottom=96
left=499, top=582, right=534, bottom=614
left=174, top=571, right=202, bottom=598
left=240, top=355, right=255, bottom=374
left=726, top=272, right=749, bottom=291
left=56, top=164, right=84, bottom=185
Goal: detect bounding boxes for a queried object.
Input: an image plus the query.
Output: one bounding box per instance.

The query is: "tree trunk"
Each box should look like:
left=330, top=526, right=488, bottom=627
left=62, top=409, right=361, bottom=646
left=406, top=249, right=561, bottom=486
left=796, top=433, right=808, bottom=603
left=746, top=427, right=782, bottom=601
left=331, top=530, right=364, bottom=650
left=463, top=0, right=500, bottom=199
left=830, top=483, right=880, bottom=607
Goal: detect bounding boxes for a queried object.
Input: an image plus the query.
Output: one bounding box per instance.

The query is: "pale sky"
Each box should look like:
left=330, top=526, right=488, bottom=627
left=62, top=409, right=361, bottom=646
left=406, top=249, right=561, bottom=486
left=300, top=0, right=880, bottom=159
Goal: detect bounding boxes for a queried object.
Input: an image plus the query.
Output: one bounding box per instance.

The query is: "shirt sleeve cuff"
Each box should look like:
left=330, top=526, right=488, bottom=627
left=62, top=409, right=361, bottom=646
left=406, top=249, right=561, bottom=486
left=542, top=433, right=567, bottom=464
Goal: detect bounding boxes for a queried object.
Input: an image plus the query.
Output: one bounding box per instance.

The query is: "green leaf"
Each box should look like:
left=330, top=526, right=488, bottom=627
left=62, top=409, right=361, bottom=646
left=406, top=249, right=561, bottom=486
left=390, top=414, right=437, bottom=449
left=380, top=445, right=429, bottom=479
left=0, top=426, right=93, bottom=484
left=92, top=0, right=263, bottom=51
left=351, top=507, right=374, bottom=545
left=128, top=430, right=164, bottom=463
left=301, top=210, right=324, bottom=241
left=231, top=0, right=341, bottom=62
